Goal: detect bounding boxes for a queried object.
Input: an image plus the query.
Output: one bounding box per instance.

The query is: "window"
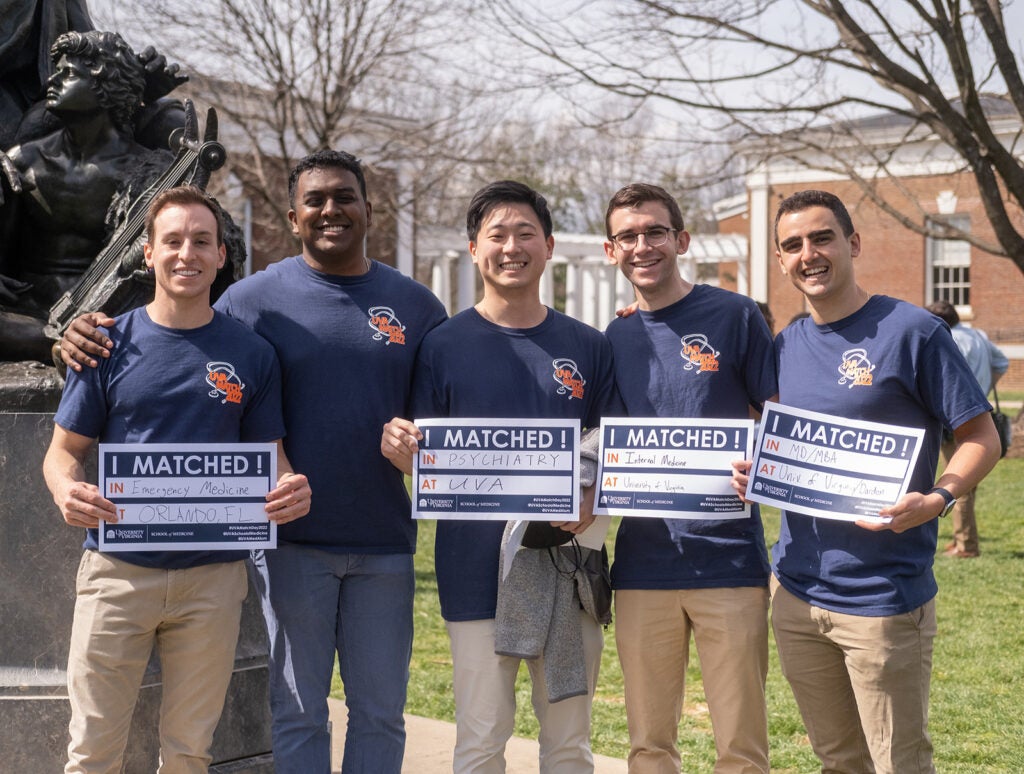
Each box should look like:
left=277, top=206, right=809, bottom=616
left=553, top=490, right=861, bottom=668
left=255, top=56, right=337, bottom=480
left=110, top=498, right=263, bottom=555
left=927, top=215, right=971, bottom=309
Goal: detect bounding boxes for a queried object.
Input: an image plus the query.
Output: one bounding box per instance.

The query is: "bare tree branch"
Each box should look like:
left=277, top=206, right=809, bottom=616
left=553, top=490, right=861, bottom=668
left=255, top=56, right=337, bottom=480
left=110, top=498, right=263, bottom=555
left=487, top=0, right=1024, bottom=272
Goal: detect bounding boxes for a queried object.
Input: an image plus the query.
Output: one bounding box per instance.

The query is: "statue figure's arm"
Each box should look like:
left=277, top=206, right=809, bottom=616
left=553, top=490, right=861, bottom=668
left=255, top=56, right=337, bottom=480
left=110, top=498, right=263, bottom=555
left=0, top=150, right=26, bottom=293
left=137, top=47, right=188, bottom=104
left=0, top=149, right=29, bottom=207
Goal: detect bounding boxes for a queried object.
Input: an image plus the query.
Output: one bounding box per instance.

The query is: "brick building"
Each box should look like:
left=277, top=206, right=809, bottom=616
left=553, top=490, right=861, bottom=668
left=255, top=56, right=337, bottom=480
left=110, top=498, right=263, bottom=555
left=715, top=100, right=1024, bottom=390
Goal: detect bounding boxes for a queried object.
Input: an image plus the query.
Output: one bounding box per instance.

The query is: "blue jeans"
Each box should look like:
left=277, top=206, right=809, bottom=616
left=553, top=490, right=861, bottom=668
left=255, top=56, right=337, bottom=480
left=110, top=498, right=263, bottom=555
left=252, top=543, right=414, bottom=774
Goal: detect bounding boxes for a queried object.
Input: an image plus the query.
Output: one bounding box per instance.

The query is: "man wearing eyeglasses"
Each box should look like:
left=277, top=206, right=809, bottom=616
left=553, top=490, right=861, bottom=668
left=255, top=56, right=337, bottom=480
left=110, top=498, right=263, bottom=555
left=603, top=183, right=776, bottom=773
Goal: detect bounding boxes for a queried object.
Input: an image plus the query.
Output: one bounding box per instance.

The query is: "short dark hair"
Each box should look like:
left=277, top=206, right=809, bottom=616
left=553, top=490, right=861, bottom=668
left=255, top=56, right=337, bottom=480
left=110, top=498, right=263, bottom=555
left=926, top=299, right=960, bottom=327
left=51, top=31, right=145, bottom=132
left=604, top=183, right=685, bottom=238
left=466, top=180, right=553, bottom=241
left=288, top=149, right=367, bottom=208
left=755, top=301, right=774, bottom=333
left=774, top=190, right=855, bottom=246
left=146, top=185, right=225, bottom=246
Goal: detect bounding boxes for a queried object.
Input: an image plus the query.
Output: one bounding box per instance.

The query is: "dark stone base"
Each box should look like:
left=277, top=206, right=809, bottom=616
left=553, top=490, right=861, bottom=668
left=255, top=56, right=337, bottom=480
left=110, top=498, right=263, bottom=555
left=2, top=662, right=271, bottom=773
left=0, top=361, right=64, bottom=412
left=0, top=399, right=273, bottom=772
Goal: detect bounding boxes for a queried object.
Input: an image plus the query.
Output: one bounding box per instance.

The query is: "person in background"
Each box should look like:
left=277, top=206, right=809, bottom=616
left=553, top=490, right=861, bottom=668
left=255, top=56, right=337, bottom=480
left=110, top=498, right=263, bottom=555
left=925, top=299, right=1009, bottom=558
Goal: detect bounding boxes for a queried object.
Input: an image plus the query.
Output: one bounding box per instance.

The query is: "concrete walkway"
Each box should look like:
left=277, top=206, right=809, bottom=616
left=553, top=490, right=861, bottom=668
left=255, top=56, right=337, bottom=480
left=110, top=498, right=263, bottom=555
left=328, top=699, right=627, bottom=773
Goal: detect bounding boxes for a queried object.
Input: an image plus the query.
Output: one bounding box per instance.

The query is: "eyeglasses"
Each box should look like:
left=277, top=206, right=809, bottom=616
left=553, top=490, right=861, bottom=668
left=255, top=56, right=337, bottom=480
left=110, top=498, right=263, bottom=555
left=610, top=227, right=677, bottom=251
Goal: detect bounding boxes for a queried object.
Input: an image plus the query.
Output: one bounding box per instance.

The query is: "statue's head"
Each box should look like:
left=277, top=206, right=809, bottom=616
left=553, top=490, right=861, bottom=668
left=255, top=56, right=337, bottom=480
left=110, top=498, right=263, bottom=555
left=48, top=31, right=145, bottom=131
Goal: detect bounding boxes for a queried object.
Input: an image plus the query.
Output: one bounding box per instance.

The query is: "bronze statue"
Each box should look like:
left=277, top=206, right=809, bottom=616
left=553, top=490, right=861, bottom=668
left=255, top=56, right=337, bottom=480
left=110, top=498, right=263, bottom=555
left=0, top=0, right=95, bottom=149
left=0, top=1, right=186, bottom=150
left=0, top=31, right=167, bottom=360
left=0, top=30, right=230, bottom=362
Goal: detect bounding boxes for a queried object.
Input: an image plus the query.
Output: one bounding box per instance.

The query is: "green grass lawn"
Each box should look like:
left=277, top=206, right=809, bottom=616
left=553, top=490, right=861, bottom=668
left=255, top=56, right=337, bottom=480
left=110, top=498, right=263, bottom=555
left=332, top=458, right=1024, bottom=770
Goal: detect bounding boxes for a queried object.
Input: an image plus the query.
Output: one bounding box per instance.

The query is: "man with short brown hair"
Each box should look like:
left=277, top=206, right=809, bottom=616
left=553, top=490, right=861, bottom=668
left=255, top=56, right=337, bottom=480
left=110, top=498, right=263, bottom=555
left=604, top=182, right=775, bottom=774
left=45, top=185, right=310, bottom=773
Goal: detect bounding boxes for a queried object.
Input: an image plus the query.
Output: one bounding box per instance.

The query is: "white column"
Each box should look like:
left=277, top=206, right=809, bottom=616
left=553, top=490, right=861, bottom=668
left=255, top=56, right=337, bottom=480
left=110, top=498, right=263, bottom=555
left=457, top=251, right=476, bottom=312
left=431, top=253, right=452, bottom=315
left=581, top=261, right=599, bottom=328
left=748, top=183, right=769, bottom=300
left=395, top=163, right=414, bottom=277
left=563, top=258, right=582, bottom=319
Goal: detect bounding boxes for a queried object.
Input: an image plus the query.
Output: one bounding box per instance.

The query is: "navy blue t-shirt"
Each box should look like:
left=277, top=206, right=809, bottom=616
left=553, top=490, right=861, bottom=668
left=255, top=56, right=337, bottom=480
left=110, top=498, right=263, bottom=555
left=774, top=296, right=990, bottom=615
left=54, top=307, right=285, bottom=569
left=411, top=307, right=621, bottom=622
left=606, top=284, right=777, bottom=590
left=216, top=257, right=448, bottom=553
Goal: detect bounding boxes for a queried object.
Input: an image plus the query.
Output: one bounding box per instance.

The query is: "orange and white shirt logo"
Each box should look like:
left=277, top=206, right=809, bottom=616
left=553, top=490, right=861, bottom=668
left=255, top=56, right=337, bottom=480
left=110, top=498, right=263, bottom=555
left=368, top=306, right=406, bottom=345
left=552, top=358, right=586, bottom=400
left=679, top=333, right=720, bottom=373
left=206, top=361, right=245, bottom=404
left=837, top=348, right=875, bottom=388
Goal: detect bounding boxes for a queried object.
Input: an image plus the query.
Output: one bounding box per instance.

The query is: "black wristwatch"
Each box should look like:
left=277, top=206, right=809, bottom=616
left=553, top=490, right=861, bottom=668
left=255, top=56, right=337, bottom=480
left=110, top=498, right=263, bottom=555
left=926, top=487, right=956, bottom=518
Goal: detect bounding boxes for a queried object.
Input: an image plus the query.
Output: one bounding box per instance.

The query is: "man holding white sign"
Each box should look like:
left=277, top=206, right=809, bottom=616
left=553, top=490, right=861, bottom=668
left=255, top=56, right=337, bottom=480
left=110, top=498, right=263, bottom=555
left=381, top=181, right=619, bottom=772
left=603, top=183, right=777, bottom=773
left=43, top=186, right=310, bottom=774
left=732, top=190, right=999, bottom=773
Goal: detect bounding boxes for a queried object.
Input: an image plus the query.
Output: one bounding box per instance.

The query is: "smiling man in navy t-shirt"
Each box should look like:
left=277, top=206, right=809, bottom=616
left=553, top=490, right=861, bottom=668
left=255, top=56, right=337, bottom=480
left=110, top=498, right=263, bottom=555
left=381, top=181, right=620, bottom=772
left=734, top=189, right=1000, bottom=774
left=604, top=183, right=776, bottom=773
left=44, top=186, right=310, bottom=773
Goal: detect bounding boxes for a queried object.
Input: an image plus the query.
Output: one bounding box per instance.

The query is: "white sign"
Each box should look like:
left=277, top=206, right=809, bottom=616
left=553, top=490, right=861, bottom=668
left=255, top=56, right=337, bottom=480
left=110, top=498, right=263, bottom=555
left=595, top=418, right=754, bottom=519
left=412, top=418, right=580, bottom=521
left=744, top=403, right=925, bottom=523
left=98, top=443, right=277, bottom=550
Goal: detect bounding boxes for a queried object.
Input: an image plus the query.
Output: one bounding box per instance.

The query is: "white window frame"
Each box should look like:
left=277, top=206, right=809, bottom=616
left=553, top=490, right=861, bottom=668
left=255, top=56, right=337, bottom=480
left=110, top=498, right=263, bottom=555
left=926, top=214, right=972, bottom=314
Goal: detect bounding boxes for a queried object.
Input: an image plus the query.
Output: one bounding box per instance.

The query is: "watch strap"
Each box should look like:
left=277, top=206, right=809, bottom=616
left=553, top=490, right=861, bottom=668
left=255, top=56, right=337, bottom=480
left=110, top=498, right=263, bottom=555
left=926, top=486, right=956, bottom=517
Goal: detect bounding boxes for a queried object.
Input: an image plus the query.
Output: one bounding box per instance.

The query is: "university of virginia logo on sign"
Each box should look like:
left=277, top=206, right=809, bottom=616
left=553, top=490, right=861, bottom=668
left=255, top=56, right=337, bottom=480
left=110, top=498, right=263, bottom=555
left=679, top=333, right=720, bottom=373
left=206, top=361, right=245, bottom=404
left=552, top=358, right=586, bottom=400
left=368, top=306, right=406, bottom=345
left=837, top=348, right=875, bottom=388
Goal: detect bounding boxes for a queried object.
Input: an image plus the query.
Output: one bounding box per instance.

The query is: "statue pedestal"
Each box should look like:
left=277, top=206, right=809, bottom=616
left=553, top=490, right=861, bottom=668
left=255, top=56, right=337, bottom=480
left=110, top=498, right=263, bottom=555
left=0, top=363, right=273, bottom=772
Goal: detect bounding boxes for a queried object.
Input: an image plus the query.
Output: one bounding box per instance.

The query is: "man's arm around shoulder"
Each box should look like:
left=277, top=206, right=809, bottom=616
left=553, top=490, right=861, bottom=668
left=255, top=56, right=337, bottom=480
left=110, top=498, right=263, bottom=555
left=59, top=313, right=116, bottom=372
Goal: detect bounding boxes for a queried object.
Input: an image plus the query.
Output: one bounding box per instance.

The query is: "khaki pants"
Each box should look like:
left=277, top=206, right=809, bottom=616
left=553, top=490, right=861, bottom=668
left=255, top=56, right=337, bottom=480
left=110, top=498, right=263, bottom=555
left=446, top=614, right=604, bottom=774
left=615, top=587, right=770, bottom=774
left=771, top=578, right=936, bottom=774
left=941, top=437, right=979, bottom=553
left=65, top=551, right=248, bottom=774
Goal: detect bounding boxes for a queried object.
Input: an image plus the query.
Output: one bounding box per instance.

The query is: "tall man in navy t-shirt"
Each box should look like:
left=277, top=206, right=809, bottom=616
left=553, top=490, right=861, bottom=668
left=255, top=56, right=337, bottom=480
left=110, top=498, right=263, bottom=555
left=381, top=181, right=620, bottom=772
left=733, top=190, right=1000, bottom=773
left=604, top=183, right=776, bottom=773
left=44, top=186, right=311, bottom=773
left=60, top=151, right=449, bottom=773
